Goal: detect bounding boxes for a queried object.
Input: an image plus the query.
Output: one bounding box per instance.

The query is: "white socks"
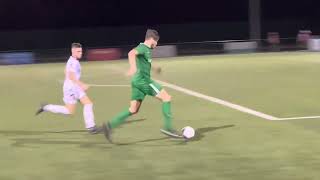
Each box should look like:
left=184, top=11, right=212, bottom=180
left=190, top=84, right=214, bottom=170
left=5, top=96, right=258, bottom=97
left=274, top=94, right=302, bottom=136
left=83, top=104, right=96, bottom=129
left=43, top=105, right=71, bottom=115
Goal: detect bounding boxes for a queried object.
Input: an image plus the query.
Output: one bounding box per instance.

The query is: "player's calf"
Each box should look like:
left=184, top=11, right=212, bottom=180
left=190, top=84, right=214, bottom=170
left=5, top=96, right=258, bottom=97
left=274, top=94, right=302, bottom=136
left=156, top=89, right=175, bottom=131
left=129, top=100, right=142, bottom=115
left=36, top=103, right=72, bottom=115
left=129, top=106, right=140, bottom=115
left=65, top=104, right=76, bottom=115
left=80, top=96, right=97, bottom=132
left=102, top=100, right=141, bottom=141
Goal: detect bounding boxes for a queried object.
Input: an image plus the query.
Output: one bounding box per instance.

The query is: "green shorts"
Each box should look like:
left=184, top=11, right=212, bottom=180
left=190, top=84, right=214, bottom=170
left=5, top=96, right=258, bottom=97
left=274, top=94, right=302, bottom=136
left=131, top=79, right=163, bottom=101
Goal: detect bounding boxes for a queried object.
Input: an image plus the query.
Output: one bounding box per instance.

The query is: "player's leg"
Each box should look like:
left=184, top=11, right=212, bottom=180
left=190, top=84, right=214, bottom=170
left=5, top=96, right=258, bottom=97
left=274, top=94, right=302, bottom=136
left=36, top=86, right=78, bottom=115
left=37, top=103, right=74, bottom=115
left=148, top=81, right=174, bottom=130
left=109, top=100, right=142, bottom=129
left=102, top=85, right=145, bottom=142
left=102, top=100, right=142, bottom=142
left=149, top=81, right=181, bottom=137
left=79, top=95, right=99, bottom=134
left=65, top=103, right=76, bottom=114
left=155, top=88, right=181, bottom=138
left=36, top=100, right=75, bottom=115
left=108, top=84, right=145, bottom=128
left=155, top=89, right=173, bottom=130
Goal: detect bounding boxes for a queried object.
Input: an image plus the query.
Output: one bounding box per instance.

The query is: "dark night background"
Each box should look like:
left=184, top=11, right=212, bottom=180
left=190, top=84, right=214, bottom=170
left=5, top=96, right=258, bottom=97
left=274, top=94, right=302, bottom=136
left=0, top=0, right=319, bottom=50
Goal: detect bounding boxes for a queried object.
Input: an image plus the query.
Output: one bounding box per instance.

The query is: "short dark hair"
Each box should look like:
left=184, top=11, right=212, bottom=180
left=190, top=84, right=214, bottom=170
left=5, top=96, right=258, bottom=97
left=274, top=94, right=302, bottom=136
left=71, top=43, right=82, bottom=48
left=145, top=29, right=160, bottom=41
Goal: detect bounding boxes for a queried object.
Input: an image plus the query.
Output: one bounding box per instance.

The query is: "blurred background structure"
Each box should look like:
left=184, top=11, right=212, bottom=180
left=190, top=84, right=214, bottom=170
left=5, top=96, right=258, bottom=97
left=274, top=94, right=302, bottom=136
left=0, top=0, right=319, bottom=64
left=3, top=1, right=320, bottom=179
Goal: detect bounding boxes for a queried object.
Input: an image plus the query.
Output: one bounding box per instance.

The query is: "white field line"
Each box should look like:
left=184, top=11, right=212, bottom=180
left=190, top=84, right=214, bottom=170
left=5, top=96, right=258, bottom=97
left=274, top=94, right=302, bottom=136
left=154, top=79, right=278, bottom=120
left=58, top=80, right=130, bottom=87
left=277, top=116, right=320, bottom=121
left=81, top=82, right=320, bottom=121
left=88, top=84, right=130, bottom=87
left=156, top=80, right=320, bottom=121
left=88, top=84, right=169, bottom=87
left=80, top=66, right=320, bottom=121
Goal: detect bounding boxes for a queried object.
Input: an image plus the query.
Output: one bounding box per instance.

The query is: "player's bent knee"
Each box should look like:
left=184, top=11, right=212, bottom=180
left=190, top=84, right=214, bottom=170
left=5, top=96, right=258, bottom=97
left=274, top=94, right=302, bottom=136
left=66, top=107, right=75, bottom=115
left=129, top=105, right=140, bottom=114
left=129, top=107, right=139, bottom=115
left=65, top=104, right=76, bottom=115
left=167, top=95, right=172, bottom=101
left=80, top=96, right=92, bottom=105
left=162, top=94, right=171, bottom=102
left=158, top=89, right=171, bottom=102
left=129, top=100, right=142, bottom=115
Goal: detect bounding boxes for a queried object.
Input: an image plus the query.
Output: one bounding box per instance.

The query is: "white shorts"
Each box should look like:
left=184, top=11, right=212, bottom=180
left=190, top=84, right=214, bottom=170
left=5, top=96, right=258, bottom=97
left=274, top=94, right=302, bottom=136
left=63, top=84, right=86, bottom=104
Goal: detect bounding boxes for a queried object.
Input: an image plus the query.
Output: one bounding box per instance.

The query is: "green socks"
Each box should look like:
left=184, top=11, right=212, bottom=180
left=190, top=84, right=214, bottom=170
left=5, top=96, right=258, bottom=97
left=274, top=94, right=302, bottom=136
left=109, top=109, right=132, bottom=129
left=162, top=102, right=173, bottom=130
left=109, top=102, right=173, bottom=130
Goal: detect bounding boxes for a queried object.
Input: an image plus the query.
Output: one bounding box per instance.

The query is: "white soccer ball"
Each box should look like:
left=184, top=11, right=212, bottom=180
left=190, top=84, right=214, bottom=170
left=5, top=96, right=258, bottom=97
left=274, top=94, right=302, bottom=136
left=182, top=126, right=195, bottom=139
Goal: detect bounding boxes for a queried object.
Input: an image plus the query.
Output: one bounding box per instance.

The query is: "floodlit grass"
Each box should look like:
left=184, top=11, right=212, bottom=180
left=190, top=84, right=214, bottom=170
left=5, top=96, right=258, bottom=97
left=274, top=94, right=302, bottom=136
left=1, top=52, right=320, bottom=180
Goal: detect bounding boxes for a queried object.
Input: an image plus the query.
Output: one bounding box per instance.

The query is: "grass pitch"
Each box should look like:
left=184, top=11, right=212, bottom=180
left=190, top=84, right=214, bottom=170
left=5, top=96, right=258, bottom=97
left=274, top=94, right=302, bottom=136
left=1, top=52, right=320, bottom=180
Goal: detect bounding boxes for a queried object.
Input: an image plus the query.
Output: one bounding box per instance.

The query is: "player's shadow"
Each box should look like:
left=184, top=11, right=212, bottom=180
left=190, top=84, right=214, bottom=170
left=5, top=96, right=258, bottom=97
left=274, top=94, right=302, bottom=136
left=0, top=118, right=147, bottom=136
left=10, top=138, right=111, bottom=149
left=126, top=118, right=147, bottom=124
left=0, top=118, right=146, bottom=149
left=114, top=124, right=235, bottom=146
left=0, top=122, right=234, bottom=148
left=0, top=130, right=110, bottom=149
left=190, top=125, right=235, bottom=142
left=108, top=118, right=147, bottom=130
left=114, top=137, right=170, bottom=146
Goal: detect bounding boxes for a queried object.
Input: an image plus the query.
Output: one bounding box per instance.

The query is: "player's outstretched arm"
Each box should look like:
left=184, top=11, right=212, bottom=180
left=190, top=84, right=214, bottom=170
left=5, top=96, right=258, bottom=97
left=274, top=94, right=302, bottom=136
left=127, top=49, right=138, bottom=76
left=68, top=71, right=89, bottom=91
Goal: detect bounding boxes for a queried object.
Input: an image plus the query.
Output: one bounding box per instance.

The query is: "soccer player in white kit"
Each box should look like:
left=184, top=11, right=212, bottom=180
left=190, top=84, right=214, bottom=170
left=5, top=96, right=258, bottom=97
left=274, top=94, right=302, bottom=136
left=36, top=43, right=100, bottom=134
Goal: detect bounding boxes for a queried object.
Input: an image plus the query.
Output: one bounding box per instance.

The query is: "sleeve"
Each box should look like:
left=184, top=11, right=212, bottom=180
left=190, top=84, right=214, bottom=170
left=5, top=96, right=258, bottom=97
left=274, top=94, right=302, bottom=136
left=66, top=61, right=77, bottom=73
left=135, top=45, right=146, bottom=55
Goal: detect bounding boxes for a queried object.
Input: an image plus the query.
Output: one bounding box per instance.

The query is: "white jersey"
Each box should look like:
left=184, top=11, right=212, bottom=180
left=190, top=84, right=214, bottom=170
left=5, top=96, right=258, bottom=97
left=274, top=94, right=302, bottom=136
left=64, top=56, right=81, bottom=88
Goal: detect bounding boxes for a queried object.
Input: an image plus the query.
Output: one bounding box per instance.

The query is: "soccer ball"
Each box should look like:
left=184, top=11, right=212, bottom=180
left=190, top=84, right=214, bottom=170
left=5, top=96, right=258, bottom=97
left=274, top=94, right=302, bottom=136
left=182, top=126, right=195, bottom=139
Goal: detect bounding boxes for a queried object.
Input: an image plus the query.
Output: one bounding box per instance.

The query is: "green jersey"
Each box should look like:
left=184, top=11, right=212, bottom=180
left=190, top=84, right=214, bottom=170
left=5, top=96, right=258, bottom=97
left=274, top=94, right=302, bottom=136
left=130, top=43, right=162, bottom=100
left=132, top=43, right=152, bottom=82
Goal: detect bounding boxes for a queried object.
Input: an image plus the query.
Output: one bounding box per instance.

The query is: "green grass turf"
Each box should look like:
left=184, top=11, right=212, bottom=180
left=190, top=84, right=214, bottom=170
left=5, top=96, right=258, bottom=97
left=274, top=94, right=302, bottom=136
left=1, top=52, right=320, bottom=180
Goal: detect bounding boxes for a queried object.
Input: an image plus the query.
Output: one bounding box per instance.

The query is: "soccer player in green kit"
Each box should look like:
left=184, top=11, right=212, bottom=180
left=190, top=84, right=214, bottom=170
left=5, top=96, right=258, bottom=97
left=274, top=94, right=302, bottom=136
left=102, top=29, right=181, bottom=143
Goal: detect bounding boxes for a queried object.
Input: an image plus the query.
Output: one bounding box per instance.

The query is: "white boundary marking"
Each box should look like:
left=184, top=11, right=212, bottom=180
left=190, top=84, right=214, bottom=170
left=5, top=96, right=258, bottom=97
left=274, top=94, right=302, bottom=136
left=88, top=84, right=130, bottom=87
left=58, top=80, right=130, bottom=87
left=84, top=81, right=320, bottom=121
left=156, top=80, right=320, bottom=121
left=277, top=116, right=320, bottom=121
left=88, top=84, right=168, bottom=88
left=74, top=65, right=320, bottom=121
left=154, top=79, right=279, bottom=120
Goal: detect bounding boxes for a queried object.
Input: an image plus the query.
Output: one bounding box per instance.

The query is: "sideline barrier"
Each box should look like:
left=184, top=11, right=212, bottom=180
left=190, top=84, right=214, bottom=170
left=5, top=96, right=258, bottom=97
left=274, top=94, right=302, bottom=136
left=0, top=37, right=312, bottom=65
left=86, top=48, right=121, bottom=61
left=224, top=41, right=258, bottom=53
left=0, top=52, right=34, bottom=65
left=153, top=45, right=177, bottom=58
